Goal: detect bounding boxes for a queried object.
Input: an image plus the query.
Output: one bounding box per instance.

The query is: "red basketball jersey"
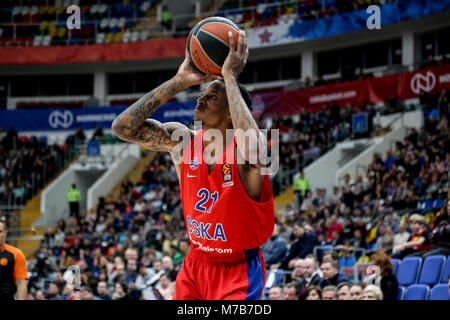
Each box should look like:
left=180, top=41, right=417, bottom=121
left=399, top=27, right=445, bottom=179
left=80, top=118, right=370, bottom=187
left=179, top=129, right=274, bottom=262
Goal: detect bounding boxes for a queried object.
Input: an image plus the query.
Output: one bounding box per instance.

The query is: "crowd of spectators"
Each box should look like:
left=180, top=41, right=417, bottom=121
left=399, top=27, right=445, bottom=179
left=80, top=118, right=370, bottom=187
left=0, top=127, right=71, bottom=207
left=12, top=85, right=450, bottom=300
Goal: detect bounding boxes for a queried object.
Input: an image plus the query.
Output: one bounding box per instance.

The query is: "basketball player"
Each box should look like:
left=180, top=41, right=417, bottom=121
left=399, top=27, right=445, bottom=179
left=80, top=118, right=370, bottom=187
left=112, top=30, right=274, bottom=299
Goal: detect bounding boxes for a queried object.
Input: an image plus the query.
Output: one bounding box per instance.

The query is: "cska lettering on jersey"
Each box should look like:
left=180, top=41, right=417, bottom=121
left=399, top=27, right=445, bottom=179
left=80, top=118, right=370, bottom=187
left=186, top=215, right=227, bottom=241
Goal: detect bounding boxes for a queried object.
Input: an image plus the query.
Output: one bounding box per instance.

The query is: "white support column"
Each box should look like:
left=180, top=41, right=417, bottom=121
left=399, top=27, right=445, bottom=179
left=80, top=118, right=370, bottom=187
left=93, top=72, right=107, bottom=106
left=301, top=50, right=314, bottom=82
left=402, top=31, right=419, bottom=71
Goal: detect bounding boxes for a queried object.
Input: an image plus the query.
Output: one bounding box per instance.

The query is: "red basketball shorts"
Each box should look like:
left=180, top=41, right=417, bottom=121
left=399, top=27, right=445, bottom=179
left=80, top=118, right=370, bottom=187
left=173, top=248, right=266, bottom=300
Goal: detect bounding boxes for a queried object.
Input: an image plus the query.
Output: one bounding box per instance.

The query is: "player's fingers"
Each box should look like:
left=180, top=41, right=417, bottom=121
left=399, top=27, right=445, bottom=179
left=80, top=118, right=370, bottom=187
left=241, top=31, right=247, bottom=54
left=228, top=31, right=235, bottom=52
left=237, top=30, right=244, bottom=54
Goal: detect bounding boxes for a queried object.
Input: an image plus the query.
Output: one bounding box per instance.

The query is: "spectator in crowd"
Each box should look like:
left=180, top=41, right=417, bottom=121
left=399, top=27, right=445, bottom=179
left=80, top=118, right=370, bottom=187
left=111, top=282, right=128, bottom=300
left=282, top=282, right=300, bottom=300
left=155, top=272, right=174, bottom=300
left=425, top=201, right=450, bottom=258
left=370, top=251, right=398, bottom=301
left=92, top=125, right=104, bottom=141
left=268, top=286, right=283, bottom=300
left=392, top=224, right=410, bottom=255
left=81, top=286, right=100, bottom=300
left=95, top=281, right=112, bottom=300
left=161, top=256, right=178, bottom=282
left=362, top=285, right=383, bottom=300
left=336, top=282, right=352, bottom=300
left=272, top=221, right=319, bottom=270
left=172, top=239, right=190, bottom=268
left=46, top=283, right=62, bottom=300
left=261, top=223, right=288, bottom=268
left=304, top=285, right=322, bottom=300
left=349, top=283, right=364, bottom=300
left=291, top=259, right=305, bottom=283
left=322, top=285, right=338, bottom=300
left=296, top=254, right=322, bottom=298
left=393, top=214, right=432, bottom=258
left=319, top=260, right=351, bottom=288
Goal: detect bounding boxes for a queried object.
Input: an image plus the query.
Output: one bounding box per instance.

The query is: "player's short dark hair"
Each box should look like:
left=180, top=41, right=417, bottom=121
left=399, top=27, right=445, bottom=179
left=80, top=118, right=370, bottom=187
left=218, top=79, right=252, bottom=111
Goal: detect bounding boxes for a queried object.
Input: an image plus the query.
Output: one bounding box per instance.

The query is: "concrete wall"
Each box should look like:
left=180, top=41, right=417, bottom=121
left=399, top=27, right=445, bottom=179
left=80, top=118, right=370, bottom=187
left=36, top=166, right=106, bottom=227
left=87, top=145, right=140, bottom=210
left=335, top=111, right=423, bottom=185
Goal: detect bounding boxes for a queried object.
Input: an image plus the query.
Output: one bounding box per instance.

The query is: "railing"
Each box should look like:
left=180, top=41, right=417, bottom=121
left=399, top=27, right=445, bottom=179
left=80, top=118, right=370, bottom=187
left=313, top=245, right=367, bottom=265
left=0, top=205, right=43, bottom=244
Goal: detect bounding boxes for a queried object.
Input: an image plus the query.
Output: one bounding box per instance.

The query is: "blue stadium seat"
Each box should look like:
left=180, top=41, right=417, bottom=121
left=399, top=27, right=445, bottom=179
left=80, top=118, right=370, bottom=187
left=432, top=199, right=443, bottom=207
left=418, top=255, right=445, bottom=286
left=390, top=258, right=400, bottom=276
left=404, top=284, right=430, bottom=300
left=397, top=257, right=422, bottom=286
left=441, top=257, right=450, bottom=283
left=397, top=286, right=405, bottom=300
left=428, top=284, right=449, bottom=300
left=264, top=269, right=284, bottom=292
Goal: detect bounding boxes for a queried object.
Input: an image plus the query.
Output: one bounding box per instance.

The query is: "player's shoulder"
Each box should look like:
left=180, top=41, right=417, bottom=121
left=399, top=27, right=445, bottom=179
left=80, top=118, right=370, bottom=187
left=4, top=244, right=26, bottom=260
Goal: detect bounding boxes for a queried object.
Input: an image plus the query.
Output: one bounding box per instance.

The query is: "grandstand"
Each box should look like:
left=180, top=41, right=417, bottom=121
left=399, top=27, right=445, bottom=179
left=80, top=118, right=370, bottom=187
left=0, top=0, right=449, bottom=301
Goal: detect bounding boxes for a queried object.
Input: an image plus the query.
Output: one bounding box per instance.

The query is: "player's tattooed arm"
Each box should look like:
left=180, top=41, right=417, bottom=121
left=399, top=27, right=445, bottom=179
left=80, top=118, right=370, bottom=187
left=112, top=50, right=217, bottom=152
left=111, top=78, right=185, bottom=152
left=222, top=30, right=267, bottom=165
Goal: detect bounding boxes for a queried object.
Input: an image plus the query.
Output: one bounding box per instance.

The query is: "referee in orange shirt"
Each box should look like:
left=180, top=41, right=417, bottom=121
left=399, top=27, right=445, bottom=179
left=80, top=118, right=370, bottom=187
left=0, top=220, right=28, bottom=300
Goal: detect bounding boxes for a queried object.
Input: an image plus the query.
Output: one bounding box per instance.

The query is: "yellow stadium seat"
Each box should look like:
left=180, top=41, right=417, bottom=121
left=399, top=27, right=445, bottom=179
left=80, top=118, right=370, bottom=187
left=38, top=6, right=47, bottom=15
left=48, top=26, right=57, bottom=37
left=105, top=33, right=114, bottom=44
left=114, top=32, right=122, bottom=43
left=39, top=21, right=48, bottom=31
left=366, top=227, right=378, bottom=243
left=286, top=7, right=294, bottom=14
left=47, top=6, right=55, bottom=15
left=358, top=256, right=369, bottom=263
left=243, top=20, right=253, bottom=30
left=58, top=27, right=66, bottom=38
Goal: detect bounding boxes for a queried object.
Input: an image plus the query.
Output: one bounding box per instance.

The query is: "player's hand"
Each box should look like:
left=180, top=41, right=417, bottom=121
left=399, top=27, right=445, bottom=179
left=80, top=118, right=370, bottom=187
left=222, top=30, right=248, bottom=79
left=175, top=49, right=220, bottom=87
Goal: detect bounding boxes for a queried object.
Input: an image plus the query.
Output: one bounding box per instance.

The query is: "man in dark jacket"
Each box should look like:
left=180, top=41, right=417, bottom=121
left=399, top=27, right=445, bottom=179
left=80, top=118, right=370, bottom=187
left=319, top=260, right=351, bottom=288
left=296, top=254, right=322, bottom=298
left=261, top=223, right=288, bottom=267
left=272, top=221, right=319, bottom=270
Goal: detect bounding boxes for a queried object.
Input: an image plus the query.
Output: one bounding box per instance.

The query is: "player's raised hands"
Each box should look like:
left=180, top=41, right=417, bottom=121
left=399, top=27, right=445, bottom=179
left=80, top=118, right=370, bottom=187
left=222, top=30, right=249, bottom=79
left=176, top=49, right=220, bottom=87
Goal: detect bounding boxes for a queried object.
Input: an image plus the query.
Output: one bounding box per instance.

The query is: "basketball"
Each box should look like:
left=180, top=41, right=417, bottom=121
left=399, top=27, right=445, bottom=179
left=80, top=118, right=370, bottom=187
left=187, top=17, right=240, bottom=75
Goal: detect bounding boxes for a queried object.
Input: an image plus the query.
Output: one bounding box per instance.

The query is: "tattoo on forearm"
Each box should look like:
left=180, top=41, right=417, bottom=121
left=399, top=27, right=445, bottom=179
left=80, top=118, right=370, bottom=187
left=112, top=77, right=184, bottom=146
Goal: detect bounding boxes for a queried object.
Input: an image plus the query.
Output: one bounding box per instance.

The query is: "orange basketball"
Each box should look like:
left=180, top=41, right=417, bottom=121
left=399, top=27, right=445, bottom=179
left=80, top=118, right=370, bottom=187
left=187, top=17, right=240, bottom=75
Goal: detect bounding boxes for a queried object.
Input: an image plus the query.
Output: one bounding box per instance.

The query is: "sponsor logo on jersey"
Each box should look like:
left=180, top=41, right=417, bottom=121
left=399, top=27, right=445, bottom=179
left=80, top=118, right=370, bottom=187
left=221, top=163, right=232, bottom=182
left=189, top=157, right=199, bottom=171
left=0, top=257, right=7, bottom=266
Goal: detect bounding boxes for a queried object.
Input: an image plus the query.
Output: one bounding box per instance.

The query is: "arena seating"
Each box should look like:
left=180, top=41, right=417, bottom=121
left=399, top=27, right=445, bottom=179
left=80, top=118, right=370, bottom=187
left=392, top=255, right=449, bottom=300
left=403, top=284, right=430, bottom=300
left=418, top=255, right=446, bottom=286
left=428, top=284, right=449, bottom=300
left=441, top=258, right=450, bottom=284
left=397, top=257, right=422, bottom=287
left=217, top=0, right=397, bottom=28
left=0, top=0, right=157, bottom=47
